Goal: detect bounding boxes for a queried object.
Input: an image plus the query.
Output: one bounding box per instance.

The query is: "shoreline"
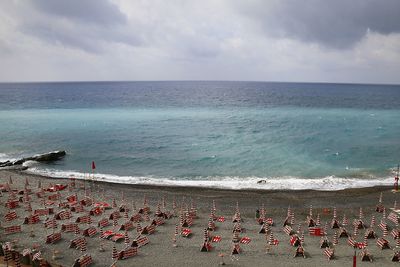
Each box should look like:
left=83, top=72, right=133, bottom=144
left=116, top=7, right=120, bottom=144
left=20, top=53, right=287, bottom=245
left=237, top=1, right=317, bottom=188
left=13, top=168, right=395, bottom=195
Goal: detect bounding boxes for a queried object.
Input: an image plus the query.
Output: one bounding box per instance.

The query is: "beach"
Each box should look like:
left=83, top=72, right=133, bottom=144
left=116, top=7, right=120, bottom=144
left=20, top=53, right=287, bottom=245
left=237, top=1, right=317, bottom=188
left=1, top=169, right=399, bottom=266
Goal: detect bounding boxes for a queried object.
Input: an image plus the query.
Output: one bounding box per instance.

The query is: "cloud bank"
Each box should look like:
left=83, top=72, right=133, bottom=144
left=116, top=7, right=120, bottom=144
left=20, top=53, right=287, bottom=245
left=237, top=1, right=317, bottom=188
left=0, top=0, right=399, bottom=84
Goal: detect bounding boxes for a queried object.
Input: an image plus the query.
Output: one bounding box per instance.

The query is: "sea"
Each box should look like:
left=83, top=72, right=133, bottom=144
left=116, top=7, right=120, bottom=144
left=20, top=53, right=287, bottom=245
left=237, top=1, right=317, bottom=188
left=0, top=81, right=399, bottom=190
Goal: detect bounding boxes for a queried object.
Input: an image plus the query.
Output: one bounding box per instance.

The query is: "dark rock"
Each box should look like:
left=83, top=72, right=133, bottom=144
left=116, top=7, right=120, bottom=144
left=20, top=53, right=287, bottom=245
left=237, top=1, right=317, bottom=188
left=0, top=151, right=66, bottom=168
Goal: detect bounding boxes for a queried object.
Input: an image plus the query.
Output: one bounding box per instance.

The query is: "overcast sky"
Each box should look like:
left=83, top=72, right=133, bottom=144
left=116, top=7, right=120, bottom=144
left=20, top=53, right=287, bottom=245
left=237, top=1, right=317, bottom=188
left=0, top=0, right=399, bottom=84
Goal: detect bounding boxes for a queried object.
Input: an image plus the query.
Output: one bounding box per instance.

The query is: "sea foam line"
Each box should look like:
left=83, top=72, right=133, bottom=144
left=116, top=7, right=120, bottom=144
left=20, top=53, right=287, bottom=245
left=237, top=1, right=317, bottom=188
left=25, top=167, right=393, bottom=191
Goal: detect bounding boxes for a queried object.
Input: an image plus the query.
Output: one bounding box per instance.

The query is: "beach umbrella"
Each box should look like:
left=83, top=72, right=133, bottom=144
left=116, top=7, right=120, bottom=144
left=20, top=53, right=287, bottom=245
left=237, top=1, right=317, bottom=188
left=370, top=216, right=376, bottom=228
left=290, top=212, right=295, bottom=225
left=316, top=214, right=321, bottom=226
left=309, top=205, right=313, bottom=217
left=342, top=214, right=348, bottom=226
left=112, top=245, right=118, bottom=260
left=172, top=197, right=177, bottom=211
left=363, top=234, right=368, bottom=247
left=136, top=223, right=142, bottom=234
left=333, top=231, right=338, bottom=245
left=359, top=208, right=364, bottom=220
left=15, top=253, right=21, bottom=267
left=124, top=231, right=130, bottom=246
left=162, top=196, right=166, bottom=209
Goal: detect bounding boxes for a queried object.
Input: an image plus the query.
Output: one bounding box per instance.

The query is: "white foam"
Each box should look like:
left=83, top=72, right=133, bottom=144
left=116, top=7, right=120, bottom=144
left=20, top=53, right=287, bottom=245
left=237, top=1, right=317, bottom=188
left=25, top=167, right=393, bottom=191
left=0, top=153, right=17, bottom=163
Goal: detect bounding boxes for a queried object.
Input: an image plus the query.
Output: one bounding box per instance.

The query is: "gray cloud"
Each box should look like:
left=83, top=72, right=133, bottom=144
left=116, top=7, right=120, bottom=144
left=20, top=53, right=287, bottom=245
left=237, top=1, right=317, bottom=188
left=16, top=0, right=139, bottom=53
left=235, top=0, right=400, bottom=48
left=0, top=0, right=399, bottom=83
left=32, top=0, right=126, bottom=26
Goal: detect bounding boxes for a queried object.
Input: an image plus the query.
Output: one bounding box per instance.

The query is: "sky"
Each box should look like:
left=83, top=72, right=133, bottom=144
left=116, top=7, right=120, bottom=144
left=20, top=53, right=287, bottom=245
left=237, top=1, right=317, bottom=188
left=0, top=0, right=399, bottom=84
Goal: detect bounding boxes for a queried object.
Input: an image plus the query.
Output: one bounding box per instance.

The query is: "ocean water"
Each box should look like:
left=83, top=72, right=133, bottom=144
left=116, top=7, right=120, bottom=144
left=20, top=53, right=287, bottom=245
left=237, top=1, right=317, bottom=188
left=0, top=81, right=399, bottom=190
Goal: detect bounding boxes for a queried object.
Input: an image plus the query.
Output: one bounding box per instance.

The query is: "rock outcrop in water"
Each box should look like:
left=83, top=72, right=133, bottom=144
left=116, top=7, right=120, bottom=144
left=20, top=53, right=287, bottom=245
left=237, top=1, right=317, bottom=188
left=0, top=151, right=66, bottom=168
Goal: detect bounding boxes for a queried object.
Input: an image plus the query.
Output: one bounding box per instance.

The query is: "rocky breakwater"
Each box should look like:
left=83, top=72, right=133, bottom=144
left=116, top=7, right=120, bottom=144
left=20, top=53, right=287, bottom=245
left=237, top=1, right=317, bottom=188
left=0, top=151, right=66, bottom=169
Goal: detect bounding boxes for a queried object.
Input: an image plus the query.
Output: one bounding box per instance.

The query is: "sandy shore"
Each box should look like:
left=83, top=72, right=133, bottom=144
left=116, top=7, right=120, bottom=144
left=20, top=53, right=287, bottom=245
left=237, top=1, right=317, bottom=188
left=0, top=169, right=399, bottom=266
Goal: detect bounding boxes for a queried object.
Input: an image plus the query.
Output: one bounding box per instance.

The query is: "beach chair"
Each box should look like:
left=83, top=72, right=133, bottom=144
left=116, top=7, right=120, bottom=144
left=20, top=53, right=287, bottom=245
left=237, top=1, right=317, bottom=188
left=283, top=225, right=294, bottom=235
left=100, top=230, right=115, bottom=239
left=392, top=251, right=400, bottom=262
left=4, top=225, right=22, bottom=235
left=24, top=214, right=40, bottom=224
left=89, top=207, right=103, bottom=216
left=293, top=245, right=306, bottom=258
left=83, top=226, right=97, bottom=237
left=323, top=248, right=334, bottom=260
left=21, top=249, right=32, bottom=265
left=111, top=233, right=125, bottom=242
left=151, top=217, right=165, bottom=226
left=353, top=219, right=365, bottom=229
left=71, top=205, right=85, bottom=213
left=200, top=241, right=212, bottom=252
left=207, top=218, right=216, bottom=231
left=320, top=237, right=330, bottom=248
left=55, top=210, right=72, bottom=220
left=4, top=211, right=18, bottom=222
left=211, top=235, right=222, bottom=243
left=181, top=228, right=192, bottom=238
left=142, top=224, right=156, bottom=235
left=72, top=254, right=93, bottom=267
left=76, top=215, right=91, bottom=224
left=118, top=247, right=138, bottom=259
left=98, top=218, right=110, bottom=228
left=360, top=248, right=373, bottom=262
left=283, top=216, right=291, bottom=227
left=232, top=222, right=242, bottom=233
left=290, top=235, right=301, bottom=247
left=347, top=237, right=357, bottom=248
left=80, top=197, right=93, bottom=207
left=46, top=232, right=62, bottom=244
left=119, top=204, right=129, bottom=212
left=391, top=229, right=400, bottom=239
left=363, top=228, right=376, bottom=239
left=309, top=227, right=324, bottom=236
left=388, top=212, right=399, bottom=224
left=306, top=216, right=315, bottom=227
left=34, top=208, right=53, bottom=216
left=378, top=220, right=388, bottom=231
left=330, top=218, right=340, bottom=229
left=265, top=217, right=274, bottom=226
left=130, top=213, right=142, bottom=223
left=131, top=235, right=149, bottom=248
left=240, top=237, right=251, bottom=244
left=69, top=237, right=87, bottom=250
left=109, top=211, right=121, bottom=220
left=338, top=227, right=349, bottom=238
left=231, top=243, right=241, bottom=255
left=120, top=221, right=134, bottom=231
left=44, top=218, right=58, bottom=229
left=376, top=237, right=390, bottom=249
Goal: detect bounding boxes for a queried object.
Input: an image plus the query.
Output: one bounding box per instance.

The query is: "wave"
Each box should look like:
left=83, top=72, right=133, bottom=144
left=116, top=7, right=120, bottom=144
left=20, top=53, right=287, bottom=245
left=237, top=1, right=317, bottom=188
left=25, top=167, right=394, bottom=191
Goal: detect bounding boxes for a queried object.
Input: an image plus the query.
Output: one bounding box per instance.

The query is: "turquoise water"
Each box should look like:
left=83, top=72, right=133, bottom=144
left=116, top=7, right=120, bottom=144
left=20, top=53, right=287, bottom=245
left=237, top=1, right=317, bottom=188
left=0, top=81, right=399, bottom=190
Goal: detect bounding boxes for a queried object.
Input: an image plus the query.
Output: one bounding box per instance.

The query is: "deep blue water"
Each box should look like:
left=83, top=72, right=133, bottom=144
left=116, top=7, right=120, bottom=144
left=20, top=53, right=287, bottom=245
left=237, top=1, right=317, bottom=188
left=0, top=81, right=399, bottom=190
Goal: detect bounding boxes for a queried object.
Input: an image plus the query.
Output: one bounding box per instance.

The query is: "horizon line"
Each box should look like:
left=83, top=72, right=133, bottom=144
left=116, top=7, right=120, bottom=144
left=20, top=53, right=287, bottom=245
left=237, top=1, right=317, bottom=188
left=0, top=79, right=399, bottom=87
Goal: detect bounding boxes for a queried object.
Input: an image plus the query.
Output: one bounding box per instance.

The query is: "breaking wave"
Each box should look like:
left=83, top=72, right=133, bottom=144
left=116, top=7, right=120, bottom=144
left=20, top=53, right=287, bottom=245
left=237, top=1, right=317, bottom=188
left=25, top=167, right=393, bottom=191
